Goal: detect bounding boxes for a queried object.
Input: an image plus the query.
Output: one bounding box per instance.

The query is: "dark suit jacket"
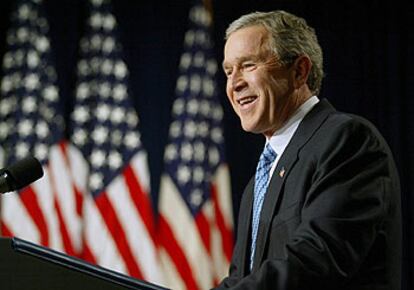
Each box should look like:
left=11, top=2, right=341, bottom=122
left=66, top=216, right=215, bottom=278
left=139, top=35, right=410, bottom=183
left=215, top=99, right=401, bottom=290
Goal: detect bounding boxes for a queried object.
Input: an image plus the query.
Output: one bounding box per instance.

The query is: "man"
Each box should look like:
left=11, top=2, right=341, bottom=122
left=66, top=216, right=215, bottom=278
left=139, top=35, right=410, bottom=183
left=215, top=10, right=401, bottom=289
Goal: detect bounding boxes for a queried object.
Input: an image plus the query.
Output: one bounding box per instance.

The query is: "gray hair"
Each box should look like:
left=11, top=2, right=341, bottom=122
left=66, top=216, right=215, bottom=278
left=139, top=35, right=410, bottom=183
left=226, top=10, right=324, bottom=95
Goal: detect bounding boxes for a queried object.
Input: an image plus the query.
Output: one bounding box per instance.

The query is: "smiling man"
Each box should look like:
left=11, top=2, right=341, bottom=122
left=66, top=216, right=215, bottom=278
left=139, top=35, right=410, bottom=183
left=214, top=10, right=401, bottom=290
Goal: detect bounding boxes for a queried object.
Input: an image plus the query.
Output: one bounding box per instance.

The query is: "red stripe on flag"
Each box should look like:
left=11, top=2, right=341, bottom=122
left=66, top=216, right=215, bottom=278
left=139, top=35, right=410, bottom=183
left=1, top=221, right=13, bottom=237
left=195, top=211, right=211, bottom=254
left=20, top=186, right=49, bottom=246
left=94, top=192, right=143, bottom=279
left=123, top=165, right=157, bottom=244
left=58, top=141, right=83, bottom=216
left=211, top=184, right=233, bottom=261
left=53, top=198, right=76, bottom=256
left=82, top=238, right=97, bottom=264
left=159, top=214, right=199, bottom=290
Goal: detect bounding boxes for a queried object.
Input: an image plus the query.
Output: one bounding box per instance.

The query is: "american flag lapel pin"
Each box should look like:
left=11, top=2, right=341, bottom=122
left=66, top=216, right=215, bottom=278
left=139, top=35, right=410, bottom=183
left=279, top=167, right=286, bottom=178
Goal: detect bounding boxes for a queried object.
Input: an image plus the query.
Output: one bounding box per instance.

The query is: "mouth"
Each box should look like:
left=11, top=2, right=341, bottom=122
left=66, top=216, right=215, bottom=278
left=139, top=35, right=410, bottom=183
left=237, top=95, right=258, bottom=110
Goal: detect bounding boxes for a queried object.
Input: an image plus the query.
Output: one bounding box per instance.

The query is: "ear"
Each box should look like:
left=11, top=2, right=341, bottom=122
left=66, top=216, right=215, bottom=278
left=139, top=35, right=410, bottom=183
left=292, top=55, right=312, bottom=89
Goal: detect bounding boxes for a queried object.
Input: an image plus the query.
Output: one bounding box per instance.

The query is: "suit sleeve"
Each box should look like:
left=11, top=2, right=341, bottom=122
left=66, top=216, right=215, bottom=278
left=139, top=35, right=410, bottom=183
left=214, top=118, right=400, bottom=290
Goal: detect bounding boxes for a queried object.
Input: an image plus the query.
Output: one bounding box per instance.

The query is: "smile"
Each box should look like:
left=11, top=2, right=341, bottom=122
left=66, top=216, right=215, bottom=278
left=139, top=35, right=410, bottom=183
left=237, top=96, right=258, bottom=109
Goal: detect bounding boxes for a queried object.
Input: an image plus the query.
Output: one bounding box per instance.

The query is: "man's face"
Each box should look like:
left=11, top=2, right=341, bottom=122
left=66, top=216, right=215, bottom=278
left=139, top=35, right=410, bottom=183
left=223, top=25, right=296, bottom=137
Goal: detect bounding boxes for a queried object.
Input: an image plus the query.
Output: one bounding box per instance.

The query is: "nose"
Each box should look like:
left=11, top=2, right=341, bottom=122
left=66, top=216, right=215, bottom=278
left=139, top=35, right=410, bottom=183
left=229, top=70, right=247, bottom=93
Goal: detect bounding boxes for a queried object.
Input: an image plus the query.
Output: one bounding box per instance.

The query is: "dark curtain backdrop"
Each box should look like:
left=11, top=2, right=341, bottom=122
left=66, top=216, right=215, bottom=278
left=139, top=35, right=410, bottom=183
left=0, top=0, right=412, bottom=289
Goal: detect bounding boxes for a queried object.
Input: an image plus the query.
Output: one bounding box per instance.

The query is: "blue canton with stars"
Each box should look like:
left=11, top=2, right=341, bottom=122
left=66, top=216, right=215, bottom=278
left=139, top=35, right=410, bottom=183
left=0, top=0, right=64, bottom=167
left=163, top=1, right=227, bottom=215
left=70, top=0, right=144, bottom=197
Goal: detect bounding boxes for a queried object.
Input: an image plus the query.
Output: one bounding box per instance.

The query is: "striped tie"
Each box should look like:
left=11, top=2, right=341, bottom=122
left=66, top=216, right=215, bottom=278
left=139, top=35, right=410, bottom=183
left=250, top=143, right=277, bottom=270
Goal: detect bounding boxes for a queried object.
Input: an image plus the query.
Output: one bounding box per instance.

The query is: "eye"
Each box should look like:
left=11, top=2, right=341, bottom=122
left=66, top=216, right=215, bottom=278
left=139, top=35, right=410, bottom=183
left=241, top=62, right=256, bottom=71
left=224, top=68, right=233, bottom=78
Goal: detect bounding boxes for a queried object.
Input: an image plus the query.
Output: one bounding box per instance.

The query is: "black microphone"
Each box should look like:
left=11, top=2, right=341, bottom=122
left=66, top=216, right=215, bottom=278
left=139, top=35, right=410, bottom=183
left=0, top=156, right=44, bottom=194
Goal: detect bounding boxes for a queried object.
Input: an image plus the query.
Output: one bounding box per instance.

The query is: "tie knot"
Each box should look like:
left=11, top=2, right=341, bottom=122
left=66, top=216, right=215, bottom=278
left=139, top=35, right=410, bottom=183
left=261, top=143, right=277, bottom=165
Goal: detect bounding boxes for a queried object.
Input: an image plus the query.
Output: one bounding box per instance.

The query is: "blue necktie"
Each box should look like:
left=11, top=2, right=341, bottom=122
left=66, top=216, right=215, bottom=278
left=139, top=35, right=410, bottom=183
left=250, top=143, right=277, bottom=270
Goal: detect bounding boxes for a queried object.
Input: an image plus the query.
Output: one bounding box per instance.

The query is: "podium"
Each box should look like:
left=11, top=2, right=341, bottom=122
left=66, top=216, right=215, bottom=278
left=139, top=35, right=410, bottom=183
left=0, top=237, right=170, bottom=290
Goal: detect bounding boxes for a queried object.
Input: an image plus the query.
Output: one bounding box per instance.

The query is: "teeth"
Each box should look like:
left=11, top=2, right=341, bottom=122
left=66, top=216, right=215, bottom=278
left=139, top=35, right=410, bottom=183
left=239, top=97, right=256, bottom=105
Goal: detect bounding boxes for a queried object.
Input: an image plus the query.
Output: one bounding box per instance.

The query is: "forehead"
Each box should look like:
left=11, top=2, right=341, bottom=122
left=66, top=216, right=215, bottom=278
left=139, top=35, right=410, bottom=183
left=223, top=25, right=270, bottom=65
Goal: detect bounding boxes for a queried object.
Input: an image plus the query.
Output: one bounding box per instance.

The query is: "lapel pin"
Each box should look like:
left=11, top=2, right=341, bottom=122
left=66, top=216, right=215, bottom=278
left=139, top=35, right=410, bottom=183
left=279, top=167, right=285, bottom=178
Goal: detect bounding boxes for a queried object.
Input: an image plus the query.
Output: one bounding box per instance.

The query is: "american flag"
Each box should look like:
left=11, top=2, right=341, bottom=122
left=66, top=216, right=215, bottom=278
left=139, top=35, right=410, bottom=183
left=0, top=0, right=83, bottom=256
left=69, top=0, right=162, bottom=284
left=158, top=1, right=234, bottom=289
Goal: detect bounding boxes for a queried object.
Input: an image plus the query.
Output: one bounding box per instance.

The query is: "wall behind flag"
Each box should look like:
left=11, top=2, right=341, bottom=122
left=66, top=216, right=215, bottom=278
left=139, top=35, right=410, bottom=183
left=0, top=1, right=413, bottom=289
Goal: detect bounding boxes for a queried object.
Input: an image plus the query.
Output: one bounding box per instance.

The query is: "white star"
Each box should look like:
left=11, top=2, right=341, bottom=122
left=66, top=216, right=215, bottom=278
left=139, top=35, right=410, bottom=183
left=194, top=141, right=205, bottom=162
left=193, top=166, right=204, bottom=184
left=77, top=60, right=90, bottom=76
left=16, top=27, right=29, bottom=43
left=103, top=14, right=116, bottom=31
left=124, top=132, right=139, bottom=149
left=200, top=100, right=210, bottom=117
left=172, top=98, right=185, bottom=116
left=176, top=75, right=188, bottom=93
left=193, top=51, right=205, bottom=67
left=13, top=50, right=24, bottom=67
left=101, top=59, right=113, bottom=75
left=111, top=107, right=124, bottom=124
left=177, top=165, right=191, bottom=185
left=73, top=129, right=87, bottom=145
left=2, top=52, right=13, bottom=69
left=36, top=36, right=49, bottom=53
left=203, top=77, right=215, bottom=97
left=211, top=127, right=223, bottom=143
left=90, top=34, right=102, bottom=50
left=103, top=37, right=115, bottom=53
left=0, top=97, right=14, bottom=115
left=43, top=85, right=58, bottom=102
left=35, top=144, right=48, bottom=161
left=184, top=120, right=197, bottom=139
left=16, top=142, right=30, bottom=158
left=206, top=59, right=218, bottom=75
left=169, top=121, right=181, bottom=138
left=27, top=50, right=40, bottom=68
left=0, top=122, right=10, bottom=138
left=36, top=121, right=49, bottom=138
left=190, top=189, right=203, bottom=207
left=90, top=57, right=102, bottom=73
left=91, top=0, right=104, bottom=7
left=89, top=172, right=103, bottom=191
left=179, top=53, right=191, bottom=70
left=22, top=96, right=36, bottom=113
left=113, top=84, right=126, bottom=100
left=212, top=105, right=223, bottom=121
left=96, top=103, right=110, bottom=121
left=114, top=61, right=127, bottom=79
left=111, top=130, right=123, bottom=146
left=198, top=121, right=209, bottom=138
left=186, top=99, right=199, bottom=115
left=18, top=119, right=33, bottom=137
left=18, top=4, right=30, bottom=20
left=126, top=111, right=139, bottom=127
left=73, top=106, right=90, bottom=123
left=195, top=30, right=207, bottom=46
left=24, top=73, right=39, bottom=91
left=98, top=82, right=111, bottom=98
left=92, top=126, right=108, bottom=144
left=190, top=74, right=201, bottom=94
left=91, top=149, right=106, bottom=167
left=90, top=12, right=102, bottom=28
left=209, top=147, right=219, bottom=166
left=181, top=142, right=193, bottom=161
left=108, top=151, right=123, bottom=169
left=1, top=77, right=12, bottom=94
left=76, top=82, right=90, bottom=99
left=184, top=30, right=195, bottom=47
left=164, top=144, right=178, bottom=161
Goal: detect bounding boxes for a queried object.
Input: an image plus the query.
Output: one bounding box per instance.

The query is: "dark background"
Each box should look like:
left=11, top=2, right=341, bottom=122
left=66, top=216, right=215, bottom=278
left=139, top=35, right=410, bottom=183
left=0, top=0, right=413, bottom=289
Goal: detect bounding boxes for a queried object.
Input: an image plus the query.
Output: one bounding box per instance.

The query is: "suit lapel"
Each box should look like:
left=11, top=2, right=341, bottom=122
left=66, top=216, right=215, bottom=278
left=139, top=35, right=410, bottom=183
left=252, top=99, right=336, bottom=271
